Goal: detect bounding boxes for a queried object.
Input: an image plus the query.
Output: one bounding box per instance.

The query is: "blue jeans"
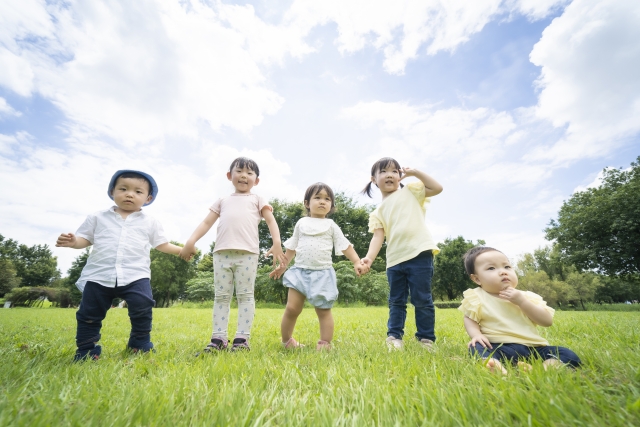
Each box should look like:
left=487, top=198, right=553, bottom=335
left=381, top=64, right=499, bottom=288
left=76, top=278, right=155, bottom=351
left=386, top=251, right=435, bottom=341
left=470, top=342, right=581, bottom=368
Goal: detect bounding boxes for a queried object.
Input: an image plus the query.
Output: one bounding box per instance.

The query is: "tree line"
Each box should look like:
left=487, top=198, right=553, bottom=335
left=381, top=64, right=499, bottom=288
left=2, top=156, right=640, bottom=308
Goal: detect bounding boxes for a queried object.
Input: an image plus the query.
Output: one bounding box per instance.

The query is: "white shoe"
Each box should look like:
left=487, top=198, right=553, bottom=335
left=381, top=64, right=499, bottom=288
left=385, top=336, right=403, bottom=351
left=419, top=338, right=434, bottom=352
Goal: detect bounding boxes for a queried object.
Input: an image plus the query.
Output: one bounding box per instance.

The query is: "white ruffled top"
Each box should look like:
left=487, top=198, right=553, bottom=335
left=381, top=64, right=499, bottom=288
left=284, top=217, right=352, bottom=270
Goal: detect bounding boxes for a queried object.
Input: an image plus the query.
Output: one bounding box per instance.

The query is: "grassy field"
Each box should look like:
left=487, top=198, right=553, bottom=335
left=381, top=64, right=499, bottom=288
left=1, top=307, right=639, bottom=426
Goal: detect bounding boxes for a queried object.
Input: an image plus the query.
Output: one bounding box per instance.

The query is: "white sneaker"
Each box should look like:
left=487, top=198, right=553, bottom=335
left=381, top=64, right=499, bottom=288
left=419, top=338, right=434, bottom=352
left=385, top=336, right=403, bottom=351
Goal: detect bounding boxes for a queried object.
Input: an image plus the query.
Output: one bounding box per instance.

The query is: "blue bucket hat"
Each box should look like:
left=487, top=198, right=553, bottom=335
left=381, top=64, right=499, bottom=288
left=107, top=170, right=158, bottom=206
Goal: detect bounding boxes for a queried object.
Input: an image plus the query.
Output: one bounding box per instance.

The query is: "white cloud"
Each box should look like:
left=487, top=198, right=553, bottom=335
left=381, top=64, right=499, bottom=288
left=0, top=97, right=21, bottom=118
left=286, top=0, right=567, bottom=74
left=529, top=0, right=640, bottom=164
left=341, top=101, right=558, bottom=187
left=0, top=0, right=316, bottom=145
left=0, top=137, right=302, bottom=272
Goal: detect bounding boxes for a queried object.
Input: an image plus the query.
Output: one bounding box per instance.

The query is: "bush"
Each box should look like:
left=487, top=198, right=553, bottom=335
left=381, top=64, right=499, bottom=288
left=5, top=287, right=73, bottom=308
left=434, top=301, right=461, bottom=309
left=184, top=272, right=215, bottom=301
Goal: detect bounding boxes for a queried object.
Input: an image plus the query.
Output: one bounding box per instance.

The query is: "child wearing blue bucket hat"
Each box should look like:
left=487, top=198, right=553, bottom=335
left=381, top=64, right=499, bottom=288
left=56, top=170, right=183, bottom=361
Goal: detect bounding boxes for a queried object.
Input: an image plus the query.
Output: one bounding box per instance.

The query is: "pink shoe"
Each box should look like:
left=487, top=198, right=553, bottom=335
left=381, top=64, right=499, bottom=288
left=282, top=337, right=305, bottom=349
left=316, top=340, right=331, bottom=351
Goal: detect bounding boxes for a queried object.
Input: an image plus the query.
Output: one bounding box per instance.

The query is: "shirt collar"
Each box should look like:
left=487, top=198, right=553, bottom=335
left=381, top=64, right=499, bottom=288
left=107, top=205, right=145, bottom=217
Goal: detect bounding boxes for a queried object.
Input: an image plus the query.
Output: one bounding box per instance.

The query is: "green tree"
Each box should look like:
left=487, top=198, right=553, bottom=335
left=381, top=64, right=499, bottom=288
left=150, top=242, right=196, bottom=307
left=184, top=272, right=215, bottom=301
left=546, top=157, right=640, bottom=276
left=63, top=248, right=91, bottom=305
left=595, top=275, right=640, bottom=303
left=533, top=245, right=570, bottom=281
left=330, top=193, right=376, bottom=263
left=258, top=199, right=305, bottom=266
left=357, top=270, right=389, bottom=305
left=254, top=265, right=288, bottom=304
left=432, top=236, right=485, bottom=301
left=0, top=258, right=21, bottom=297
left=1, top=234, right=60, bottom=287
left=197, top=242, right=215, bottom=272
left=565, top=271, right=601, bottom=310
left=335, top=260, right=360, bottom=304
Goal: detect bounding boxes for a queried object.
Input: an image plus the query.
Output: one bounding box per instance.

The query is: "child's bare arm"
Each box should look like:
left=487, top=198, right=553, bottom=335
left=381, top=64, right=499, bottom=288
left=464, top=316, right=492, bottom=349
left=499, top=288, right=553, bottom=326
left=362, top=228, right=385, bottom=267
left=269, top=249, right=296, bottom=279
left=156, top=243, right=183, bottom=256
left=56, top=233, right=91, bottom=249
left=342, top=245, right=369, bottom=276
left=262, top=207, right=285, bottom=265
left=401, top=167, right=443, bottom=197
left=180, top=210, right=220, bottom=260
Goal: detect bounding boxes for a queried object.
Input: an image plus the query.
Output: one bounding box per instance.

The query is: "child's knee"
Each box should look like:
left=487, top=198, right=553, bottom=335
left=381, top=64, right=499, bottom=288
left=557, top=348, right=582, bottom=368
left=285, top=303, right=303, bottom=317
left=214, top=293, right=232, bottom=304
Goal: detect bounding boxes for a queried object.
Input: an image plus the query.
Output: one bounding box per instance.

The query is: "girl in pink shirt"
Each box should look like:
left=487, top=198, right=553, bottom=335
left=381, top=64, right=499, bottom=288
left=181, top=157, right=285, bottom=351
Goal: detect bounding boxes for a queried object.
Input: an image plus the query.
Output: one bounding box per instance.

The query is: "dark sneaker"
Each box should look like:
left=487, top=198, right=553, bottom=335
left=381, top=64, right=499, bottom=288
left=74, top=345, right=102, bottom=362
left=127, top=341, right=155, bottom=354
left=203, top=338, right=229, bottom=353
left=230, top=337, right=250, bottom=352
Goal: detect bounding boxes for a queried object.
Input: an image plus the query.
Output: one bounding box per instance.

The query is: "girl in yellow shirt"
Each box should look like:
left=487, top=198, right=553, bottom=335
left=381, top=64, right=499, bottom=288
left=460, top=246, right=581, bottom=374
left=362, top=157, right=443, bottom=350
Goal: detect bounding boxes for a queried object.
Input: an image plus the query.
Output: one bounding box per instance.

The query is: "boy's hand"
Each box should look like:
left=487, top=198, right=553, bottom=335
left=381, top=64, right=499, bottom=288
left=499, top=287, right=526, bottom=305
left=269, top=263, right=287, bottom=280
left=468, top=333, right=492, bottom=349
left=265, top=245, right=285, bottom=266
left=179, top=244, right=196, bottom=261
left=56, top=233, right=77, bottom=248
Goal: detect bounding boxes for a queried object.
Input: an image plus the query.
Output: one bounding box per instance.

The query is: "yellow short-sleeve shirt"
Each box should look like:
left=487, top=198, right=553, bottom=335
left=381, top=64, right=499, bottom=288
left=458, top=287, right=555, bottom=346
left=368, top=181, right=439, bottom=268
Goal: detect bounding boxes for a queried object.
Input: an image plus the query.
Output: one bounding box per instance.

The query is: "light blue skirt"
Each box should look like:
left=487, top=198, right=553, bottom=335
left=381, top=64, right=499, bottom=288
left=283, top=266, right=338, bottom=309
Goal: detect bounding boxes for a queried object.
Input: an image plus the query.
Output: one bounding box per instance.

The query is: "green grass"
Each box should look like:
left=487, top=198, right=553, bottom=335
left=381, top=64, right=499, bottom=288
left=1, top=308, right=639, bottom=426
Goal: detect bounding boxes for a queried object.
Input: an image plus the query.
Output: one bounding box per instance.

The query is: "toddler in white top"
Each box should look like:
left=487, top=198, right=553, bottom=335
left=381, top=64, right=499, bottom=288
left=180, top=157, right=285, bottom=352
left=56, top=170, right=183, bottom=361
left=270, top=183, right=369, bottom=351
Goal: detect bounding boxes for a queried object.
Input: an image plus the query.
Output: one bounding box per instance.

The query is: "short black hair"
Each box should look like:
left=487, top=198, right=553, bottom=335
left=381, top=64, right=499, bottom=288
left=463, top=246, right=502, bottom=275
left=361, top=157, right=405, bottom=198
left=110, top=172, right=152, bottom=196
left=304, top=182, right=336, bottom=216
left=229, top=157, right=260, bottom=177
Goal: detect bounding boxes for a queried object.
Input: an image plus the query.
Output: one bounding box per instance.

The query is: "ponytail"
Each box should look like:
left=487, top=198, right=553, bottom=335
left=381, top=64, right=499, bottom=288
left=361, top=182, right=374, bottom=198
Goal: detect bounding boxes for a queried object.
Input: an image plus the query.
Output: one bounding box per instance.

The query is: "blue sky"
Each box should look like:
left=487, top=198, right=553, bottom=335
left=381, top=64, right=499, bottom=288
left=1, top=0, right=639, bottom=273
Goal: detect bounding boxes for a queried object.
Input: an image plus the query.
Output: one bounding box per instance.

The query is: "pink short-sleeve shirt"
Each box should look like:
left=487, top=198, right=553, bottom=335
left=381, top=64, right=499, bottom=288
left=210, top=193, right=271, bottom=254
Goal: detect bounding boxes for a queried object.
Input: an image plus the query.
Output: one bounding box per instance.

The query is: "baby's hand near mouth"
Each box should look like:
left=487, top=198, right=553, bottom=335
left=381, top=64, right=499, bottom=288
left=498, top=287, right=525, bottom=305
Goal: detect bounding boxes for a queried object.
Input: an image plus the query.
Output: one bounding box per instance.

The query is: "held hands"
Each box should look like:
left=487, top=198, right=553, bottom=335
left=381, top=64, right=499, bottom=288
left=179, top=244, right=197, bottom=261
left=354, top=259, right=370, bottom=277
left=56, top=233, right=77, bottom=248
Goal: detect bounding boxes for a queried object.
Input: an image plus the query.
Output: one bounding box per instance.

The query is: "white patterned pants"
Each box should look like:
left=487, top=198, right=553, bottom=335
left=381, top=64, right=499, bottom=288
left=212, top=250, right=258, bottom=339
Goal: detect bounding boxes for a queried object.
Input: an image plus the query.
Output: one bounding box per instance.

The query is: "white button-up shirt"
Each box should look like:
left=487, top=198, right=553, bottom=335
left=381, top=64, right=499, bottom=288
left=75, top=206, right=168, bottom=291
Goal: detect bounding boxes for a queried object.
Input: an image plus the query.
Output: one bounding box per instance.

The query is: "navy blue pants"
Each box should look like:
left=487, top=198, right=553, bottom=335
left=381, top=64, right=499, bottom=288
left=470, top=342, right=581, bottom=368
left=76, top=278, right=155, bottom=351
left=386, top=251, right=435, bottom=341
